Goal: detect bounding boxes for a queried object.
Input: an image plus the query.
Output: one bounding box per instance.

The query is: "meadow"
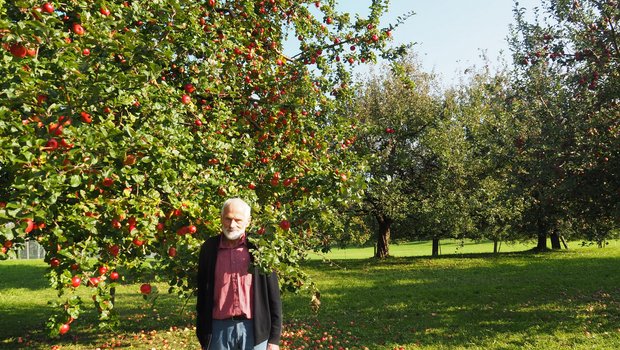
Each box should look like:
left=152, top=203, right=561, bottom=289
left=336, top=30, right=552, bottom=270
left=1, top=240, right=619, bottom=349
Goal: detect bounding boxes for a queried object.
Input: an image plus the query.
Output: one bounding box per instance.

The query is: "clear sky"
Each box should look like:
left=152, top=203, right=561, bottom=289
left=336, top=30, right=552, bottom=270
left=338, top=0, right=542, bottom=83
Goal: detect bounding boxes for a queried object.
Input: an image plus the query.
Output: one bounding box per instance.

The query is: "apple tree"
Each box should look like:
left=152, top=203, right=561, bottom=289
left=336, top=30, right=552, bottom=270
left=0, top=0, right=402, bottom=335
left=508, top=0, right=619, bottom=248
left=349, top=54, right=444, bottom=258
left=445, top=66, right=526, bottom=253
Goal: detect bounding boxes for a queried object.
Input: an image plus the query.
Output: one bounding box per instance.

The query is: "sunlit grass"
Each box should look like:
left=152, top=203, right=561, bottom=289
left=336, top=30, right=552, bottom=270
left=1, top=242, right=619, bottom=349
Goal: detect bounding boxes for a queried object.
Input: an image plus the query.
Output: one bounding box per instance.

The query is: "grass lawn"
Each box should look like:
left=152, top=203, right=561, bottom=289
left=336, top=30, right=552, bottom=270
left=1, top=240, right=619, bottom=349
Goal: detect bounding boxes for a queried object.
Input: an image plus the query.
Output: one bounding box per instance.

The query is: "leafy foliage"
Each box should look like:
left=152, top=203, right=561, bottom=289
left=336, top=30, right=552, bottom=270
left=0, top=0, right=403, bottom=335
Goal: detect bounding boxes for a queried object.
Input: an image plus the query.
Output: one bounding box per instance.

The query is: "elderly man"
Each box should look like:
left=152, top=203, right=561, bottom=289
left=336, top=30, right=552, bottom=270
left=196, top=198, right=282, bottom=350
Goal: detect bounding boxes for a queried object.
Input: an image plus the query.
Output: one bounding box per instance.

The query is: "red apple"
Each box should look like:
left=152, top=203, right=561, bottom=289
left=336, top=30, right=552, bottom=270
left=279, top=220, right=291, bottom=231
left=132, top=237, right=144, bottom=246
left=248, top=182, right=256, bottom=190
left=72, top=23, right=85, bottom=35
left=99, top=7, right=111, bottom=16
left=41, top=3, right=54, bottom=14
left=257, top=227, right=266, bottom=235
left=111, top=218, right=122, bottom=229
left=184, top=83, right=195, bottom=93
left=71, top=275, right=81, bottom=288
left=109, top=271, right=119, bottom=281
left=59, top=323, right=70, bottom=335
left=102, top=177, right=114, bottom=187
left=82, top=48, right=90, bottom=56
left=9, top=43, right=28, bottom=58
left=168, top=247, right=177, bottom=257
left=23, top=218, right=35, bottom=233
left=89, top=276, right=100, bottom=287
left=194, top=119, right=203, bottom=127
left=108, top=244, right=120, bottom=257
left=50, top=257, right=60, bottom=267
left=176, top=226, right=188, bottom=236
left=80, top=111, right=92, bottom=123
left=156, top=222, right=165, bottom=231
left=140, top=283, right=152, bottom=294
left=181, top=94, right=191, bottom=104
left=188, top=225, right=197, bottom=234
left=45, top=138, right=59, bottom=150
left=98, top=265, right=108, bottom=275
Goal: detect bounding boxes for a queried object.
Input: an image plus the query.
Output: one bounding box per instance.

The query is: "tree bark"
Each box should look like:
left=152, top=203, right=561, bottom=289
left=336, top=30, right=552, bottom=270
left=432, top=238, right=440, bottom=257
left=493, top=239, right=499, bottom=254
left=536, top=233, right=547, bottom=251
left=375, top=215, right=391, bottom=259
left=535, top=218, right=548, bottom=251
left=550, top=231, right=561, bottom=250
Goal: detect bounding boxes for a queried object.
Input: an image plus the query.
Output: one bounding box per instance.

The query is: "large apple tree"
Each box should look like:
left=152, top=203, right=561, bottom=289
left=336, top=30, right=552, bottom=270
left=350, top=55, right=443, bottom=258
left=0, top=0, right=402, bottom=335
left=508, top=0, right=619, bottom=248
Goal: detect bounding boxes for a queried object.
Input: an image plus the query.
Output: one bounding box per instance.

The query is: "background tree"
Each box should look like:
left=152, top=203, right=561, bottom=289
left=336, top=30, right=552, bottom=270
left=350, top=55, right=442, bottom=258
left=0, top=0, right=404, bottom=335
left=449, top=66, right=525, bottom=253
left=508, top=0, right=619, bottom=248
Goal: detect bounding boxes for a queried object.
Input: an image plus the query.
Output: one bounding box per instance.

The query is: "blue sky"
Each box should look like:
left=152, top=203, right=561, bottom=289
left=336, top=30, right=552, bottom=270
left=338, top=0, right=542, bottom=83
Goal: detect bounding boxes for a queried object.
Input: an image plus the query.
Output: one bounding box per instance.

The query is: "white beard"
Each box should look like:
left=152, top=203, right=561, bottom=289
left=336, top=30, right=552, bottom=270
left=223, top=228, right=243, bottom=241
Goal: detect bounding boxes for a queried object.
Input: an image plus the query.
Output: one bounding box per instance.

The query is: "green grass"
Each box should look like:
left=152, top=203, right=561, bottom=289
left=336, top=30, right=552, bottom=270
left=1, top=241, right=619, bottom=349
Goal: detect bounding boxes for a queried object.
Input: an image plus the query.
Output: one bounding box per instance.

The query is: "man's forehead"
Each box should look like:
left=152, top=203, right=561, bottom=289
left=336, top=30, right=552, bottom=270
left=222, top=204, right=249, bottom=218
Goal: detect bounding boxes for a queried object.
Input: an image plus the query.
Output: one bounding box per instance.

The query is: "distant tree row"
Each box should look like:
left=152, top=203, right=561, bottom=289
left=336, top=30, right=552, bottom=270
left=347, top=0, right=619, bottom=258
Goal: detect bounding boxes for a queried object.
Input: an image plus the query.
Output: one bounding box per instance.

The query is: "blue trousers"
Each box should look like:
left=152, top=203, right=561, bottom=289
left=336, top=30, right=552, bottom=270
left=209, top=319, right=267, bottom=350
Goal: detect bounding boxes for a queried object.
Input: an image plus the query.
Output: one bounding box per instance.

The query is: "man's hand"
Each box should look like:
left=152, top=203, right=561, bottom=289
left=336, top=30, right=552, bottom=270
left=267, top=343, right=280, bottom=350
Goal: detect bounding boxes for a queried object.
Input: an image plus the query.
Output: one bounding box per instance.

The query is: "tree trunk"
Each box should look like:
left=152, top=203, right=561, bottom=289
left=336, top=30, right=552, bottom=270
left=431, top=238, right=440, bottom=257
left=536, top=233, right=547, bottom=251
left=535, top=219, right=548, bottom=251
left=550, top=231, right=561, bottom=250
left=375, top=215, right=391, bottom=259
left=493, top=239, right=499, bottom=254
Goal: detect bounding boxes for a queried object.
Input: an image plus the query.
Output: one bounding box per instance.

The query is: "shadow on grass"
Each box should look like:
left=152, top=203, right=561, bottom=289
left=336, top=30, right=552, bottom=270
left=0, top=262, right=49, bottom=291
left=0, top=262, right=197, bottom=349
left=2, top=250, right=619, bottom=349
left=284, top=251, right=620, bottom=349
left=0, top=289, right=197, bottom=350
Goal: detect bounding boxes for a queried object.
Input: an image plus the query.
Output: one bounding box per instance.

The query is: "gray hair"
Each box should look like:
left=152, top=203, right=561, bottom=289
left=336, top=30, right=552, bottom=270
left=221, top=198, right=251, bottom=219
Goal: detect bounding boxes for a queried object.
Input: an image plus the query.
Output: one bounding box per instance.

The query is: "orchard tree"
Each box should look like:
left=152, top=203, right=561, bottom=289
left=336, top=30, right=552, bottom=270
left=350, top=55, right=442, bottom=258
left=448, top=67, right=525, bottom=253
left=0, top=0, right=404, bottom=335
left=509, top=0, right=619, bottom=248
